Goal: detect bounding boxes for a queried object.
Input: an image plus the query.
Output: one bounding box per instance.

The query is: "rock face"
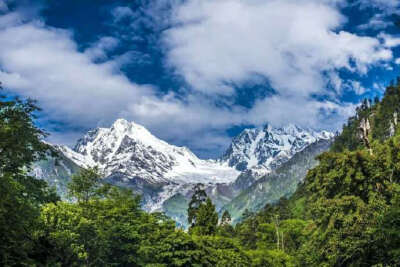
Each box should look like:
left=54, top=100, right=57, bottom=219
left=220, top=124, right=333, bottom=172
left=32, top=119, right=333, bottom=227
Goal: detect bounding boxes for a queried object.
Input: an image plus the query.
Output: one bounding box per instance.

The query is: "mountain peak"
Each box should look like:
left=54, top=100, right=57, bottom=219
left=111, top=118, right=145, bottom=131
left=63, top=118, right=239, bottom=187
left=263, top=123, right=273, bottom=132
left=112, top=118, right=130, bottom=128
left=222, top=123, right=333, bottom=172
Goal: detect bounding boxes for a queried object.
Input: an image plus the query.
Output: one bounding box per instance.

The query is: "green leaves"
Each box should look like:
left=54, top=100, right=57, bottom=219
left=0, top=89, right=58, bottom=266
left=190, top=198, right=219, bottom=236
left=67, top=167, right=108, bottom=204
left=0, top=96, right=49, bottom=174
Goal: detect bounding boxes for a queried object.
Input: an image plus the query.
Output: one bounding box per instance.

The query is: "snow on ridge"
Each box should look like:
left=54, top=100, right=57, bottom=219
left=221, top=123, right=334, bottom=172
left=56, top=118, right=240, bottom=185
left=54, top=119, right=332, bottom=186
left=47, top=119, right=332, bottom=213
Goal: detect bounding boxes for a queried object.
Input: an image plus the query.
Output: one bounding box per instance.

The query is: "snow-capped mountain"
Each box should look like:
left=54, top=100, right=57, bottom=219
left=59, top=118, right=239, bottom=185
left=221, top=123, right=333, bottom=172
left=34, top=119, right=333, bottom=225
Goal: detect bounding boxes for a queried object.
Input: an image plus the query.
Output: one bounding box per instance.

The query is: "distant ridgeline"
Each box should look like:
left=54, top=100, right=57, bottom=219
left=235, top=80, right=400, bottom=266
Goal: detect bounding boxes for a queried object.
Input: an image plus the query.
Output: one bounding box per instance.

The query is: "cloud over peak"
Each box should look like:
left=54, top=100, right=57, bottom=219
left=0, top=0, right=399, bottom=157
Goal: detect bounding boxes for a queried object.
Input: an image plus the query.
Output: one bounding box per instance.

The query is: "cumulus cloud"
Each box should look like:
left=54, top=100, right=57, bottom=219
left=0, top=21, right=150, bottom=126
left=0, top=1, right=396, bottom=157
left=164, top=0, right=391, bottom=97
left=247, top=95, right=356, bottom=131
left=0, top=9, right=244, bottom=156
left=84, top=36, right=120, bottom=61
left=161, top=0, right=391, bottom=134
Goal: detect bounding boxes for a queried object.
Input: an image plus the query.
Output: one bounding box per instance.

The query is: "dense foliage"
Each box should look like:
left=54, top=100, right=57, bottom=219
left=0, top=86, right=59, bottom=265
left=233, top=80, right=400, bottom=266
left=1, top=79, right=400, bottom=266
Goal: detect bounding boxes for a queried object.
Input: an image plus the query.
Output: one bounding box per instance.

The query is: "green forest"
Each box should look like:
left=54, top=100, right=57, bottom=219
left=1, top=78, right=400, bottom=267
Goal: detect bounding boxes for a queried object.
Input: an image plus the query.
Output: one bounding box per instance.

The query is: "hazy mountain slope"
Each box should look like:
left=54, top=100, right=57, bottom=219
left=31, top=148, right=81, bottom=198
left=222, top=138, right=333, bottom=223
left=162, top=137, right=332, bottom=227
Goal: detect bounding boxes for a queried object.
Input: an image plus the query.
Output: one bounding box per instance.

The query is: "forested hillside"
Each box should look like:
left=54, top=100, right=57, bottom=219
left=1, top=79, right=400, bottom=266
left=234, top=80, right=400, bottom=266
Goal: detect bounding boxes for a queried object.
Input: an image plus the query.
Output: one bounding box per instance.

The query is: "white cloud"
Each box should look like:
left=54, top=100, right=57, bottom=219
left=164, top=0, right=392, bottom=98
left=0, top=1, right=394, bottom=157
left=355, top=0, right=400, bottom=30
left=378, top=32, right=400, bottom=48
left=161, top=0, right=391, bottom=134
left=349, top=81, right=367, bottom=95
left=247, top=95, right=356, bottom=131
left=373, top=82, right=386, bottom=92
left=84, top=36, right=120, bottom=61
left=0, top=21, right=153, bottom=127
left=0, top=11, right=245, bottom=156
left=357, top=13, right=393, bottom=30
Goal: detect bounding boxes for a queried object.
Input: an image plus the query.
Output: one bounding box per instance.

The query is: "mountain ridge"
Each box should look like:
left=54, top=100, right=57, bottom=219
left=220, top=123, right=333, bottom=172
left=33, top=118, right=333, bottom=225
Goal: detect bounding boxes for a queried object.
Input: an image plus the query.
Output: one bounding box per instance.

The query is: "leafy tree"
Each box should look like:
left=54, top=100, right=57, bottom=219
left=193, top=235, right=250, bottom=266
left=0, top=86, right=49, bottom=174
left=246, top=249, right=295, bottom=267
left=67, top=167, right=109, bottom=204
left=369, top=184, right=400, bottom=266
left=236, top=214, right=259, bottom=249
left=0, top=84, right=58, bottom=265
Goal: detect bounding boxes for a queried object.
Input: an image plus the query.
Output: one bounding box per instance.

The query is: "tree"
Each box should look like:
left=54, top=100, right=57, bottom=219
left=40, top=187, right=143, bottom=266
left=221, top=210, right=232, bottom=226
left=0, top=87, right=49, bottom=174
left=218, top=210, right=235, bottom=237
left=0, top=84, right=58, bottom=266
left=190, top=198, right=219, bottom=236
left=187, top=183, right=207, bottom=227
left=67, top=167, right=109, bottom=204
left=242, top=208, right=253, bottom=220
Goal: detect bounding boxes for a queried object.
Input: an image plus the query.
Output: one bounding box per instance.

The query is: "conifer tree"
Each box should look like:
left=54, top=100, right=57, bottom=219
left=191, top=198, right=218, bottom=235
left=221, top=210, right=232, bottom=226
left=187, top=183, right=207, bottom=227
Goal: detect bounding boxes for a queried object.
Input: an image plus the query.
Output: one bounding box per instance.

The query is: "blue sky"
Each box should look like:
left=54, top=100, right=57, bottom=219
left=1, top=0, right=400, bottom=158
